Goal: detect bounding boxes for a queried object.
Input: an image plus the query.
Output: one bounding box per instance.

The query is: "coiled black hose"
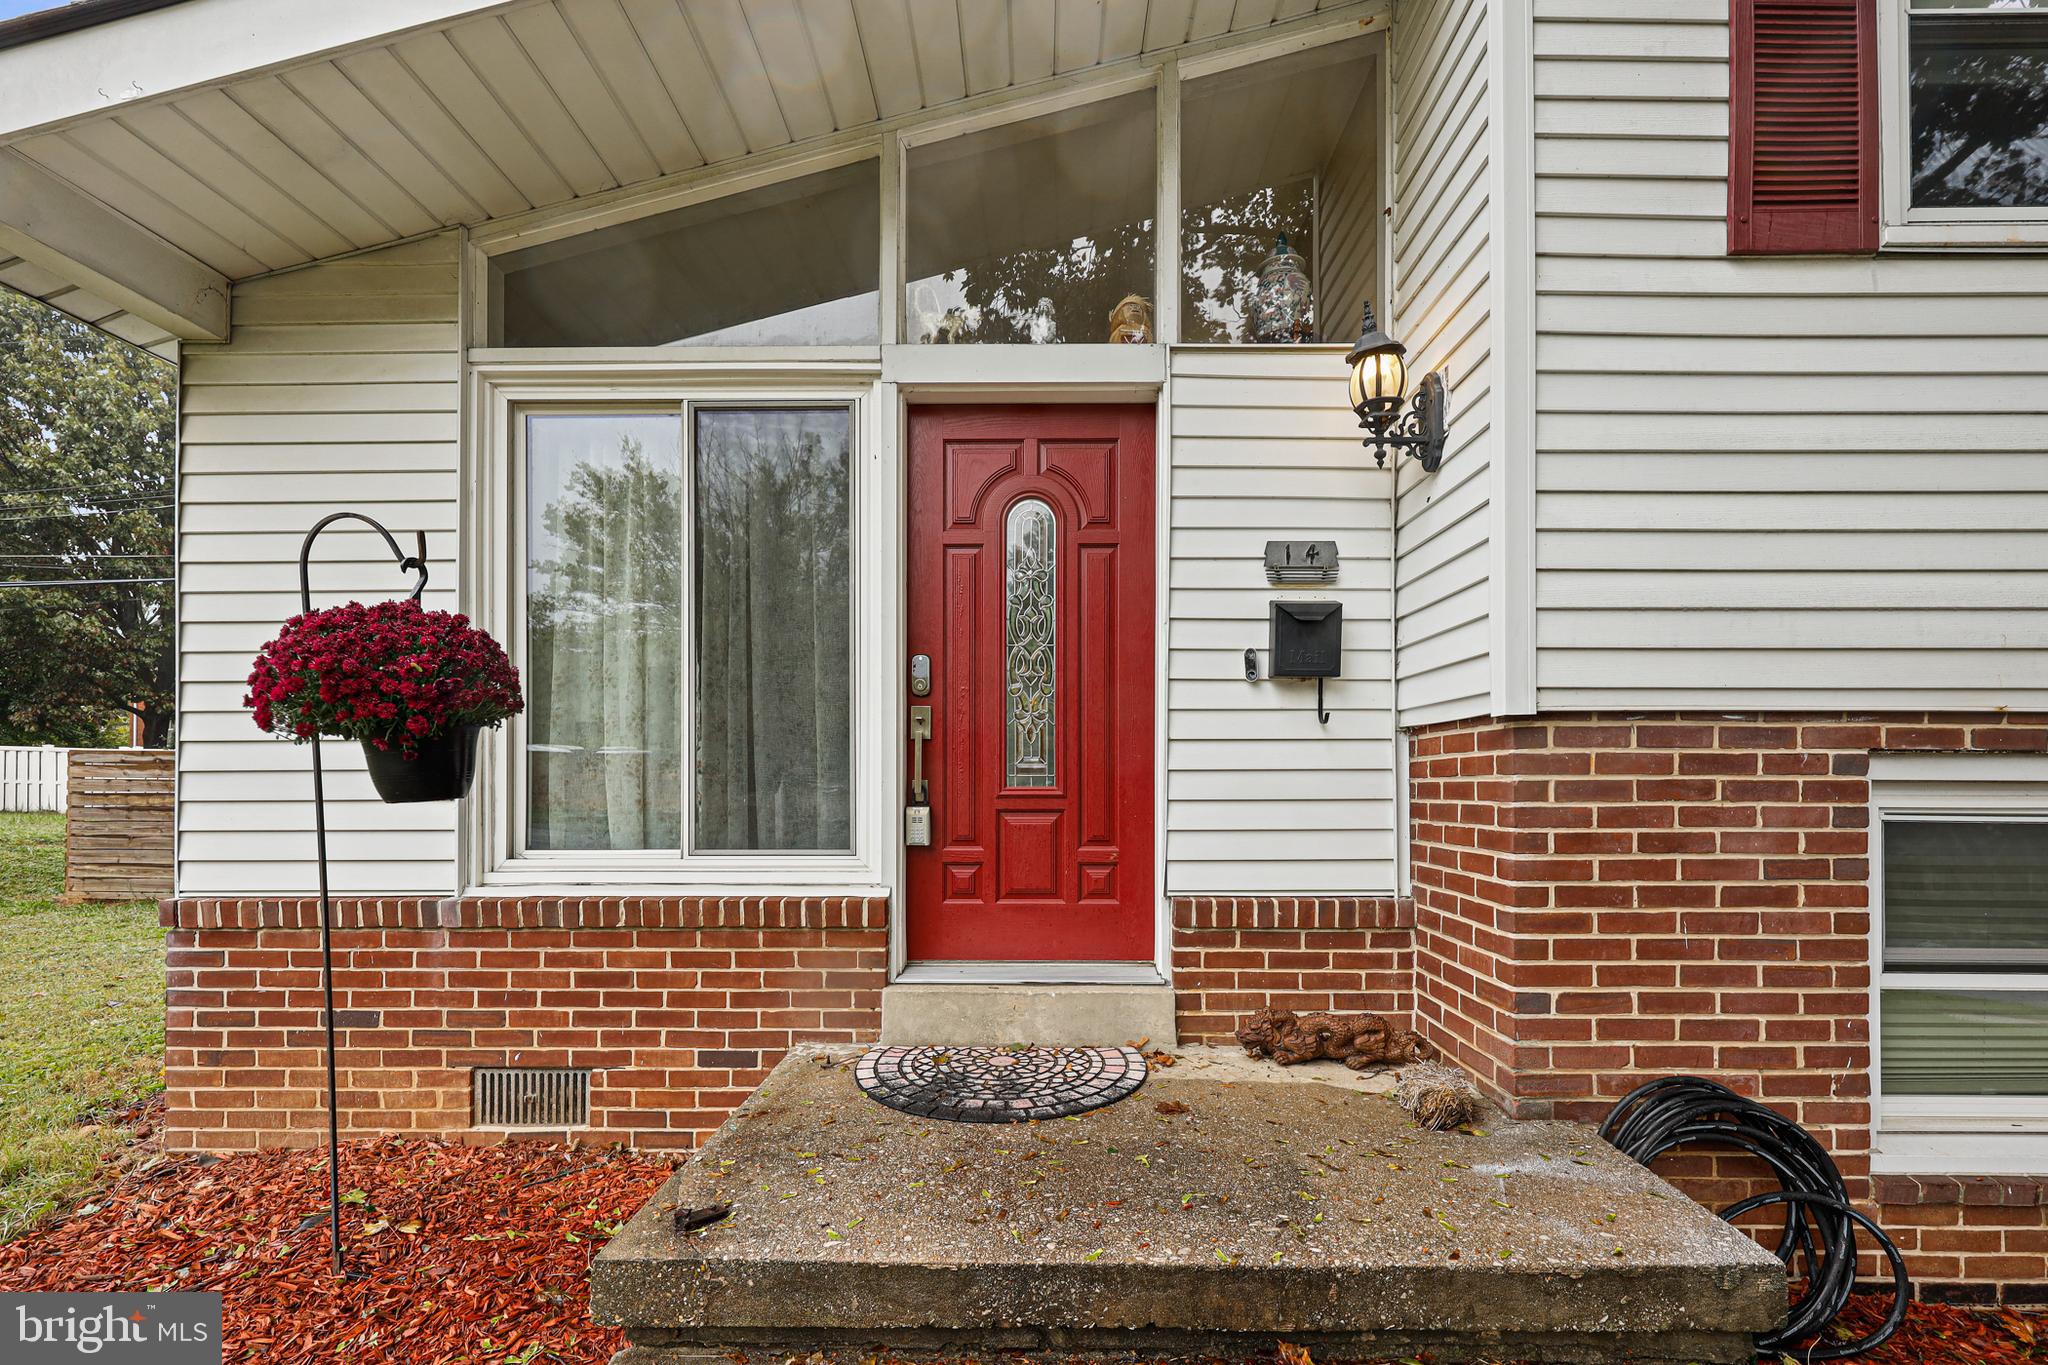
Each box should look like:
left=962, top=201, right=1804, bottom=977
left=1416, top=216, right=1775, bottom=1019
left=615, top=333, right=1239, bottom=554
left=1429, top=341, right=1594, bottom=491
left=1599, top=1076, right=1909, bottom=1361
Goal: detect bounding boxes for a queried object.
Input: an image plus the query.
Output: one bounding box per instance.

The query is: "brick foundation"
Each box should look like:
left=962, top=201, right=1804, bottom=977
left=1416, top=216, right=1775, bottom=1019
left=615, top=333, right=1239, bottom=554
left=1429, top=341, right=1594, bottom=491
left=160, top=711, right=2048, bottom=1298
left=161, top=895, right=887, bottom=1152
left=1170, top=896, right=1413, bottom=1044
left=1408, top=710, right=2048, bottom=1303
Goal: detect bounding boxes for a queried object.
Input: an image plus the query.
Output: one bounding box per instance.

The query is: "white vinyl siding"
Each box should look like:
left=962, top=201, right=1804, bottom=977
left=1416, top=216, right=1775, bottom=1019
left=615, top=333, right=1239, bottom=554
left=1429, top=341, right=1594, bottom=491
left=1533, top=4, right=2048, bottom=710
left=176, top=234, right=462, bottom=895
left=1390, top=0, right=1495, bottom=726
left=1314, top=50, right=1383, bottom=345
left=1166, top=346, right=1398, bottom=896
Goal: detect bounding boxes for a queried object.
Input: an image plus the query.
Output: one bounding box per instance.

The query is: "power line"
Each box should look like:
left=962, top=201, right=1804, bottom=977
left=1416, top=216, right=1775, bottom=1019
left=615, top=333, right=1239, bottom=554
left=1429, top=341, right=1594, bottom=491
left=0, top=490, right=174, bottom=508
left=0, top=577, right=172, bottom=588
left=0, top=503, right=174, bottom=525
left=0, top=477, right=170, bottom=499
left=0, top=552, right=172, bottom=560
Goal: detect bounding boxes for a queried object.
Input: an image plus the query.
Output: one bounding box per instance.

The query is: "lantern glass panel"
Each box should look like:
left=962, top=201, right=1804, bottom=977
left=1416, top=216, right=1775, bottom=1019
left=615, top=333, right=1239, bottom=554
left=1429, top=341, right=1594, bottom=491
left=1350, top=349, right=1405, bottom=412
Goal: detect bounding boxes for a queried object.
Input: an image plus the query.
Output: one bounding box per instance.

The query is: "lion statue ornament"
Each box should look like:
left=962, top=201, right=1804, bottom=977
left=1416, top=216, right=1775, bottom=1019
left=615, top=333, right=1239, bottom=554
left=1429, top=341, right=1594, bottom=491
left=1235, top=1007, right=1438, bottom=1070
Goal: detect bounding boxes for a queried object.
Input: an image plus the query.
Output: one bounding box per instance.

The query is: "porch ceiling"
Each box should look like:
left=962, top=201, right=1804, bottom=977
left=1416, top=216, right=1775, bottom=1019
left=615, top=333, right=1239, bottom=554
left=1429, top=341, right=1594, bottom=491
left=0, top=0, right=1376, bottom=352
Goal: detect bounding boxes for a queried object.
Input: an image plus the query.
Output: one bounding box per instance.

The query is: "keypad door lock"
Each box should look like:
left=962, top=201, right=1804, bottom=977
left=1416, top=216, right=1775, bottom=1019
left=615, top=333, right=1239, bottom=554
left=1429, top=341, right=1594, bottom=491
left=910, top=653, right=931, bottom=697
left=905, top=703, right=933, bottom=847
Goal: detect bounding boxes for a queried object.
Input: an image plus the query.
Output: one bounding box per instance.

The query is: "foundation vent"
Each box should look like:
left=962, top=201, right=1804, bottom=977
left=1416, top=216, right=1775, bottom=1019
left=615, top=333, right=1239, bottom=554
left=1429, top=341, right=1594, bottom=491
left=473, top=1067, right=591, bottom=1129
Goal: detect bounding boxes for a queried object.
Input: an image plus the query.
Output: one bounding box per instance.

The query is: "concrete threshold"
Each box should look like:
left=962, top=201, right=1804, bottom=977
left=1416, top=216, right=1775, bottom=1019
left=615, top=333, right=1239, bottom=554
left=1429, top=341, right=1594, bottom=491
left=880, top=981, right=1178, bottom=1048
left=593, top=1045, right=1786, bottom=1365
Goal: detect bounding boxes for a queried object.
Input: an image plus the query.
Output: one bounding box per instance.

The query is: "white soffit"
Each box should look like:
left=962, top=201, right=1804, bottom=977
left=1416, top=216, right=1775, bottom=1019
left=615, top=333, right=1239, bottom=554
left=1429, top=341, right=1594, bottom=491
left=0, top=0, right=1383, bottom=314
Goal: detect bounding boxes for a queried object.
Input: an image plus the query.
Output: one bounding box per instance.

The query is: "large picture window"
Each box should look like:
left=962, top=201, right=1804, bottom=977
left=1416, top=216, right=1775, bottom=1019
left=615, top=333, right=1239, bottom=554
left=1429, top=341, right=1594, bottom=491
left=520, top=403, right=854, bottom=857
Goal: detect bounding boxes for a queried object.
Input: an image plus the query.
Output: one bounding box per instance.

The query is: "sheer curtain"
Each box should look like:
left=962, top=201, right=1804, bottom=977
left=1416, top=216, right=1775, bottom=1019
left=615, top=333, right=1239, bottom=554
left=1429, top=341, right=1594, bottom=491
left=694, top=408, right=852, bottom=851
left=526, top=413, right=683, bottom=850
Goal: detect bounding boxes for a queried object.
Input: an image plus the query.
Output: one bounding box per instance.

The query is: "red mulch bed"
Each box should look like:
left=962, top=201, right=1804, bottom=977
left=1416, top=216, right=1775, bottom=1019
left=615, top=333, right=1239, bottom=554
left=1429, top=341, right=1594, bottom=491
left=1, top=1134, right=2041, bottom=1365
left=1828, top=1292, right=2042, bottom=1364
left=0, top=1135, right=674, bottom=1365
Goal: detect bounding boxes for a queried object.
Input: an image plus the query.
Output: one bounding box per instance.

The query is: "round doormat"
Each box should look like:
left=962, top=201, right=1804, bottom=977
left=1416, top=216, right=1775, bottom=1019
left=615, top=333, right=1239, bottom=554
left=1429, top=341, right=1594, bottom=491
left=855, top=1044, right=1147, bottom=1123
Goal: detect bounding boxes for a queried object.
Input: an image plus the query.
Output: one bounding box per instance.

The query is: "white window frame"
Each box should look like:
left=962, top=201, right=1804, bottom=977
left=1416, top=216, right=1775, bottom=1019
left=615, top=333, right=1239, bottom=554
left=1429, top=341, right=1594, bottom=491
left=1870, top=753, right=2048, bottom=1174
left=1879, top=0, right=2048, bottom=248
left=468, top=361, right=890, bottom=891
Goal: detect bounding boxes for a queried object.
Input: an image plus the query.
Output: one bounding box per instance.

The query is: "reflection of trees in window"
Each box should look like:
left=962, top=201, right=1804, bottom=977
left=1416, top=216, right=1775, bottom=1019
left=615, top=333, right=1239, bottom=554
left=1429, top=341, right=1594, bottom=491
left=530, top=437, right=683, bottom=638
left=913, top=182, right=1313, bottom=345
left=920, top=218, right=1155, bottom=344
left=1910, top=16, right=2048, bottom=207
left=1180, top=181, right=1316, bottom=343
left=527, top=432, right=684, bottom=850
left=694, top=410, right=852, bottom=852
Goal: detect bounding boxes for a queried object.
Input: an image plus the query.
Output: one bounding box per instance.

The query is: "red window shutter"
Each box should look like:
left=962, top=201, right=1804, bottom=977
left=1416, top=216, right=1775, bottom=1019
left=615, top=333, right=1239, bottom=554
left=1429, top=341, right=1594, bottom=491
left=1728, top=0, right=1878, bottom=255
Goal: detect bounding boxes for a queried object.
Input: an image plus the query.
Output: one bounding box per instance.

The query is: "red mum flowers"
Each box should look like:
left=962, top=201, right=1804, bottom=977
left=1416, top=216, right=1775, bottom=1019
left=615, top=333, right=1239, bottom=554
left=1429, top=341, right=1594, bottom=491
left=245, top=599, right=523, bottom=758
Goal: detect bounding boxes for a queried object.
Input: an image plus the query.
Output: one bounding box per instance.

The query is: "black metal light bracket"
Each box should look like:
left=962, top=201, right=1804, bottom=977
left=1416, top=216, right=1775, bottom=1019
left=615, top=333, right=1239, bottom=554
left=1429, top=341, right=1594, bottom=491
left=1359, top=370, right=1448, bottom=473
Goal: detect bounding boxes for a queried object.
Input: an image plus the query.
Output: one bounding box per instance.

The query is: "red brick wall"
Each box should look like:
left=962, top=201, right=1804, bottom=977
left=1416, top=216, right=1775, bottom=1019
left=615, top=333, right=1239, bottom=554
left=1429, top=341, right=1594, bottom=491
left=1408, top=710, right=2048, bottom=1303
left=1171, top=896, right=1413, bottom=1045
left=162, top=895, right=886, bottom=1153
left=1875, top=1177, right=2048, bottom=1305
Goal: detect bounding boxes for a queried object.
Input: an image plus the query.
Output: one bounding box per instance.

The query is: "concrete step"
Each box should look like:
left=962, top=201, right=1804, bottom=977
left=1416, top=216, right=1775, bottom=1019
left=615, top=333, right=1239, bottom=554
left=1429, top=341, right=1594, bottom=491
left=593, top=1046, right=1786, bottom=1365
left=880, top=981, right=1178, bottom=1048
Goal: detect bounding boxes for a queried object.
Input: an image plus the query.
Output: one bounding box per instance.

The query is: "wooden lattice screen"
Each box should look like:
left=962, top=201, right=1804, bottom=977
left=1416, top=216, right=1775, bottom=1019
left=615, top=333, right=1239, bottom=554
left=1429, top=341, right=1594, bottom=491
left=63, top=748, right=174, bottom=904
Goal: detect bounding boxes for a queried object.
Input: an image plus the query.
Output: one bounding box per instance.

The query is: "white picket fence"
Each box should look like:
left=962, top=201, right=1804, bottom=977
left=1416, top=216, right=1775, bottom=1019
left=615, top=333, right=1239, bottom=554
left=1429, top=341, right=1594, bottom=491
left=0, top=745, right=69, bottom=812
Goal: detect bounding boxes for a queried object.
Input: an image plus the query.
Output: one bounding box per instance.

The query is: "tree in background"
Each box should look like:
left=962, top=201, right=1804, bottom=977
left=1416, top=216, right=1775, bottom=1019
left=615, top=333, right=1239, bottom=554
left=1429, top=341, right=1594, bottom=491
left=0, top=290, right=175, bottom=747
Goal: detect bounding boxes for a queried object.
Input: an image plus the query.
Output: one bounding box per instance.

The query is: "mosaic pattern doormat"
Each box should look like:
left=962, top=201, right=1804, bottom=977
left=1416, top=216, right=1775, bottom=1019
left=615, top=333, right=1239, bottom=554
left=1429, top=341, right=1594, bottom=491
left=855, top=1045, right=1147, bottom=1122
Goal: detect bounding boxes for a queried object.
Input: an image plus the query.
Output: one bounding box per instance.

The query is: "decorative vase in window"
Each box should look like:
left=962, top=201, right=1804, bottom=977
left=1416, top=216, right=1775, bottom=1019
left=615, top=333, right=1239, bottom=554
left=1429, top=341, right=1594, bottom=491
left=1249, top=234, right=1314, bottom=343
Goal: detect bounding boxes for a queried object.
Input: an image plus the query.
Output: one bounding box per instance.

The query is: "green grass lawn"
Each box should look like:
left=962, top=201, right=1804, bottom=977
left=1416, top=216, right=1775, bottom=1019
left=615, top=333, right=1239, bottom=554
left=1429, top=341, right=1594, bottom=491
left=0, top=810, right=165, bottom=1240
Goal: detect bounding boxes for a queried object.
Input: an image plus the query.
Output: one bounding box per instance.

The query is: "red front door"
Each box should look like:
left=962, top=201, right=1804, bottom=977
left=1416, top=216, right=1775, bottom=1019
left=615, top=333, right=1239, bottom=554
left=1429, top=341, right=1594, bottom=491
left=906, top=405, right=1156, bottom=963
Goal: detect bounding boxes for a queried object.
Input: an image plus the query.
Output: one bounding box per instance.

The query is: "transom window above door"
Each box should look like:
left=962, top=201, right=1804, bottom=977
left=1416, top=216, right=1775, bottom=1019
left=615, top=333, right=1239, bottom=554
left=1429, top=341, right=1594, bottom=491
left=520, top=404, right=854, bottom=857
left=905, top=90, right=1158, bottom=345
left=492, top=160, right=881, bottom=348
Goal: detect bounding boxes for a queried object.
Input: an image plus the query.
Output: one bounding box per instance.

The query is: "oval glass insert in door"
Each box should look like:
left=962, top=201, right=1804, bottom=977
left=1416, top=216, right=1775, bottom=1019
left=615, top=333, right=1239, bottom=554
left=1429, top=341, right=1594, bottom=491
left=1004, top=497, right=1057, bottom=789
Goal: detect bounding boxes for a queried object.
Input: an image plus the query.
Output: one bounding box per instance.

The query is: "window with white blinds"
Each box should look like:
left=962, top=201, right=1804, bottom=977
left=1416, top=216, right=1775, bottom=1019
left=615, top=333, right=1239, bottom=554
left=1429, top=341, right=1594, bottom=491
left=1872, top=759, right=2048, bottom=1171
left=1881, top=820, right=2048, bottom=1097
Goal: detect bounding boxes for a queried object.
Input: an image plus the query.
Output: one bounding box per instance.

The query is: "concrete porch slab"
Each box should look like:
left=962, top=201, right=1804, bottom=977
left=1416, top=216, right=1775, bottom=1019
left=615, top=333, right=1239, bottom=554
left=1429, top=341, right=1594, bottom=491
left=592, top=1046, right=1785, bottom=1365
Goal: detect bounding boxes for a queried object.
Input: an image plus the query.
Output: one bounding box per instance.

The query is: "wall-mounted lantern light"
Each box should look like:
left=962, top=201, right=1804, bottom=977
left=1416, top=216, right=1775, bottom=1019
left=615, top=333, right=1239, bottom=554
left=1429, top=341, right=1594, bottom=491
left=1345, top=304, right=1448, bottom=472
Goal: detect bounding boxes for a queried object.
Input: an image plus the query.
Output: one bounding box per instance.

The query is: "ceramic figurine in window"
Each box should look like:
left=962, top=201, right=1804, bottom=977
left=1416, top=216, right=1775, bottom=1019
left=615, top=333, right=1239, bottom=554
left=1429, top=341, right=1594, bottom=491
left=1249, top=233, right=1314, bottom=342
left=1107, top=293, right=1152, bottom=344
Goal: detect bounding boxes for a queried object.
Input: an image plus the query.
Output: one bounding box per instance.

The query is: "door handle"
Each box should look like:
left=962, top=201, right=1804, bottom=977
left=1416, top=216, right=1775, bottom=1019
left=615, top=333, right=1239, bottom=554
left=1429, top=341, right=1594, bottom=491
left=908, top=704, right=932, bottom=803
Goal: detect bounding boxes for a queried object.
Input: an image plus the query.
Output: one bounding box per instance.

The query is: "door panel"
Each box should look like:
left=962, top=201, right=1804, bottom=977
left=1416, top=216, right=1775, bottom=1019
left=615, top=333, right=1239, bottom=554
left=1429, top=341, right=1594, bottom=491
left=906, top=405, right=1156, bottom=963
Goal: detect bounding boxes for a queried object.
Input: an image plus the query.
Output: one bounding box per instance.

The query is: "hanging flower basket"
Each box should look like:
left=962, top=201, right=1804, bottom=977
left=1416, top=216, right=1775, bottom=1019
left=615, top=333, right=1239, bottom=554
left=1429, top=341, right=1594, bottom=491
left=243, top=598, right=522, bottom=805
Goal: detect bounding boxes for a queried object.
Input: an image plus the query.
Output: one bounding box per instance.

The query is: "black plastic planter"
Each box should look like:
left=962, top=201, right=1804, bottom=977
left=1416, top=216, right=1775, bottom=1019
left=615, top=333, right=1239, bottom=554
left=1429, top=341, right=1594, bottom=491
left=360, top=725, right=479, bottom=804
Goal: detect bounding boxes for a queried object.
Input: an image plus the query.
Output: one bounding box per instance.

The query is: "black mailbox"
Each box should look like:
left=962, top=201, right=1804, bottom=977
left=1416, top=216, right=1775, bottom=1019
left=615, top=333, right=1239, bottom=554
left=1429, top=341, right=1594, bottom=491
left=1269, top=600, right=1342, bottom=678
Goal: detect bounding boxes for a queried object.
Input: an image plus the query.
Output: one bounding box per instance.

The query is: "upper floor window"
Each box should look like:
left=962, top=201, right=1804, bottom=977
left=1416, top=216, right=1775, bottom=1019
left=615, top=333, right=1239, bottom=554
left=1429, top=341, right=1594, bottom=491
left=1905, top=0, right=2048, bottom=212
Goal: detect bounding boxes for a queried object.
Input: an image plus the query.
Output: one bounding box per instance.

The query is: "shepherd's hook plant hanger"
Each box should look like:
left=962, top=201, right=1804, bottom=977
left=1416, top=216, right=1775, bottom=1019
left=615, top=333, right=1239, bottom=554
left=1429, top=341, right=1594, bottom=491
left=298, top=511, right=428, bottom=1278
